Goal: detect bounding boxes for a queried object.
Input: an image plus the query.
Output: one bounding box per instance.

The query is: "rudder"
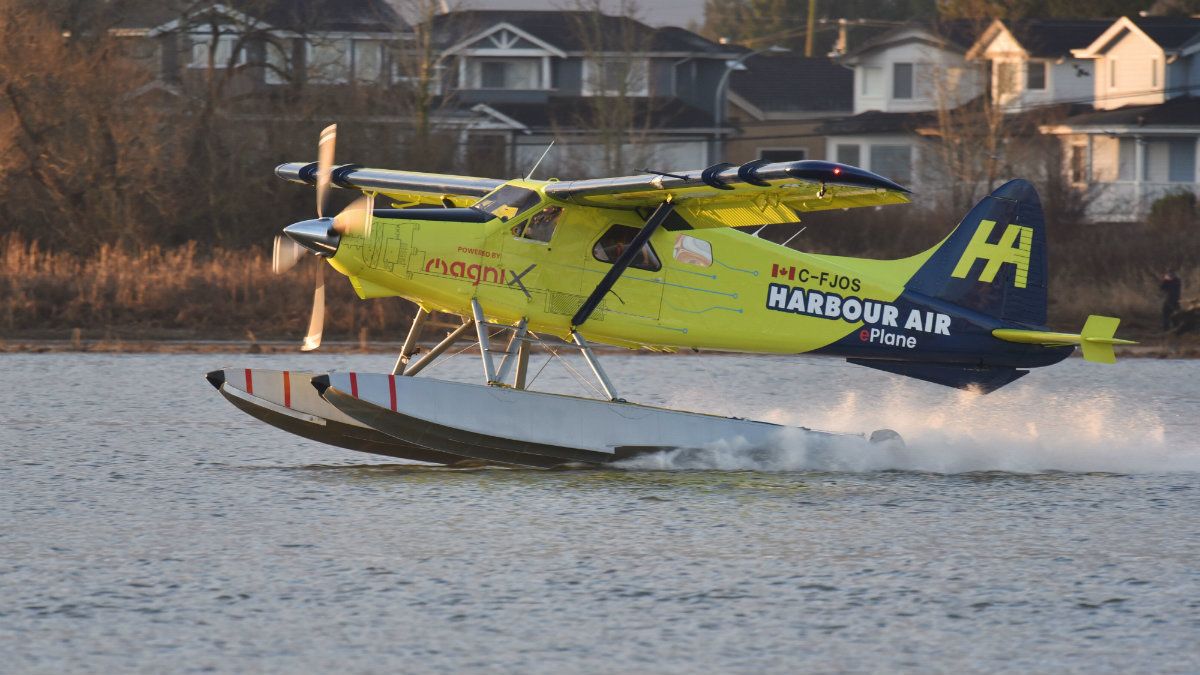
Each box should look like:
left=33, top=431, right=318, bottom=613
left=906, top=179, right=1048, bottom=327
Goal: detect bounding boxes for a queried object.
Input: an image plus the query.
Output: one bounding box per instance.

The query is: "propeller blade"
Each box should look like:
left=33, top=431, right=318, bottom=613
left=271, top=234, right=305, bottom=274
left=315, top=123, right=337, bottom=219
left=301, top=263, right=325, bottom=352
left=331, top=194, right=374, bottom=236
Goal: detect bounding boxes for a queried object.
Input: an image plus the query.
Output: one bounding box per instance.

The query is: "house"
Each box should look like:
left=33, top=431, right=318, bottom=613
left=111, top=0, right=406, bottom=92
left=425, top=10, right=741, bottom=176
left=111, top=3, right=738, bottom=178
left=1039, top=16, right=1200, bottom=221
left=723, top=55, right=854, bottom=164
left=818, top=21, right=986, bottom=195
left=966, top=19, right=1110, bottom=111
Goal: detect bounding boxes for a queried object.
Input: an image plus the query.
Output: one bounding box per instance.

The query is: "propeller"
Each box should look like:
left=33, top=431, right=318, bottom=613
left=301, top=263, right=325, bottom=352
left=316, top=123, right=336, bottom=218
left=331, top=192, right=374, bottom=237
left=269, top=122, right=364, bottom=352
left=272, top=234, right=305, bottom=274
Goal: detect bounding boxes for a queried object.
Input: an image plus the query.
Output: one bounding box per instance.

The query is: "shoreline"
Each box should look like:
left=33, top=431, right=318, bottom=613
left=2, top=338, right=1196, bottom=359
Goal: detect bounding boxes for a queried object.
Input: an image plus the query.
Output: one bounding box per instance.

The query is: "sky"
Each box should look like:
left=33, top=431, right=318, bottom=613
left=444, top=0, right=709, bottom=28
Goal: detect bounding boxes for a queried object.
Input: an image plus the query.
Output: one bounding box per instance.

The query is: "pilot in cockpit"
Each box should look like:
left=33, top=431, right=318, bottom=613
left=520, top=206, right=562, bottom=243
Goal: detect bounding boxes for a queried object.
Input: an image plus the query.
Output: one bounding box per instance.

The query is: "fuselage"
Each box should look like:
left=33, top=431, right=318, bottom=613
left=326, top=179, right=1070, bottom=370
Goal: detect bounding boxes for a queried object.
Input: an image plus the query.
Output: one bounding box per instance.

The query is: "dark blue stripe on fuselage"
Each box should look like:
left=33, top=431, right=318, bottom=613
left=809, top=288, right=1072, bottom=368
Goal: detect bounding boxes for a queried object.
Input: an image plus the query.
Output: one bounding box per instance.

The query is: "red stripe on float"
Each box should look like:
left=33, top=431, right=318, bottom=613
left=245, top=368, right=254, bottom=395
left=388, top=374, right=397, bottom=411
left=349, top=372, right=359, bottom=398
left=282, top=371, right=291, bottom=408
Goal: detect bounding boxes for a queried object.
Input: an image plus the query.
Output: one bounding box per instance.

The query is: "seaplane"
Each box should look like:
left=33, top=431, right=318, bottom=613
left=206, top=124, right=1135, bottom=468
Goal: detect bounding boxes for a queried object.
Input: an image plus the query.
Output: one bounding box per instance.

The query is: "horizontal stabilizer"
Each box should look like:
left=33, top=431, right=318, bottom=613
left=847, top=359, right=1028, bottom=394
left=992, top=315, right=1136, bottom=364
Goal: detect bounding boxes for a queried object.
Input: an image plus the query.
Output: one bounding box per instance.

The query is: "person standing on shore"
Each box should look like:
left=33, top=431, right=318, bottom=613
left=1160, top=270, right=1182, bottom=332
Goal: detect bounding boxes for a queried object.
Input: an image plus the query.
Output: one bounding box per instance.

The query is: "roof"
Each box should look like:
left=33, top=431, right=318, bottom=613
left=1130, top=16, right=1200, bottom=51
left=1001, top=19, right=1112, bottom=57
left=114, top=0, right=403, bottom=33
left=815, top=96, right=1083, bottom=136
left=429, top=10, right=730, bottom=54
left=1074, top=16, right=1200, bottom=57
left=814, top=109, right=937, bottom=136
left=484, top=97, right=716, bottom=130
left=729, top=55, right=852, bottom=114
left=1054, top=96, right=1200, bottom=128
left=843, top=19, right=985, bottom=59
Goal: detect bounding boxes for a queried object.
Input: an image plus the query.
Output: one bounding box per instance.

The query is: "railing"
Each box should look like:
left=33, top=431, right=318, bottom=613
left=1084, top=182, right=1199, bottom=223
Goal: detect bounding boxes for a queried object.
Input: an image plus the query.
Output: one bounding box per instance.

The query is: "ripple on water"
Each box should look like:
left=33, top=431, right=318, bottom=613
left=0, top=353, right=1198, bottom=673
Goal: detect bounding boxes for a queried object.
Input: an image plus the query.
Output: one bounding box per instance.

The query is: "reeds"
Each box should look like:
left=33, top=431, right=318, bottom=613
left=0, top=235, right=410, bottom=341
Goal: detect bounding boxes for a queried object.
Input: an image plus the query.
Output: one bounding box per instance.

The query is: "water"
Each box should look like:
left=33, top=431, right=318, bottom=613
left=2, top=351, right=1199, bottom=673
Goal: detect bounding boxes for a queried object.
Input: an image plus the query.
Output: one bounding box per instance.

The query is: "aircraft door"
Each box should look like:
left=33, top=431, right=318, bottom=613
left=581, top=220, right=666, bottom=325
left=495, top=205, right=584, bottom=320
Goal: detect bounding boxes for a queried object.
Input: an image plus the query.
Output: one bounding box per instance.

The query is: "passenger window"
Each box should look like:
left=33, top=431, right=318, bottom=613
left=516, top=206, right=562, bottom=243
left=591, top=224, right=661, bottom=272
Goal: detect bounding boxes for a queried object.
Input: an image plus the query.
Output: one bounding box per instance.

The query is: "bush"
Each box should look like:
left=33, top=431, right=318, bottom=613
left=1148, top=191, right=1198, bottom=229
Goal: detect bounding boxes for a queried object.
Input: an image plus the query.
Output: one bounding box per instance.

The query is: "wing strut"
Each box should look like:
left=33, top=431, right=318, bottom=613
left=571, top=199, right=676, bottom=329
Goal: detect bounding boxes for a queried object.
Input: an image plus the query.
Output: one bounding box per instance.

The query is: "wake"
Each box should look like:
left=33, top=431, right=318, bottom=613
left=617, top=383, right=1200, bottom=474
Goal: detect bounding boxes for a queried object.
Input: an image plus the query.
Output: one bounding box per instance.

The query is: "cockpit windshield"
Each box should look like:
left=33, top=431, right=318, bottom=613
left=473, top=185, right=542, bottom=221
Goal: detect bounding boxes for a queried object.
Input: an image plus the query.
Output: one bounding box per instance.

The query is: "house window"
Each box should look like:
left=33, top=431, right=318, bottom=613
left=584, top=58, right=648, bottom=96
left=1118, top=137, right=1136, bottom=181
left=1070, top=145, right=1087, bottom=183
left=759, top=149, right=807, bottom=163
left=836, top=144, right=860, bottom=166
left=1027, top=61, right=1046, bottom=90
left=1168, top=138, right=1196, bottom=183
left=860, top=66, right=882, bottom=96
left=473, top=58, right=541, bottom=90
left=869, top=144, right=912, bottom=184
left=354, top=40, right=383, bottom=83
left=1109, top=59, right=1118, bottom=88
left=893, top=62, right=914, bottom=99
left=308, top=39, right=351, bottom=83
left=1151, top=58, right=1158, bottom=88
left=190, top=33, right=244, bottom=69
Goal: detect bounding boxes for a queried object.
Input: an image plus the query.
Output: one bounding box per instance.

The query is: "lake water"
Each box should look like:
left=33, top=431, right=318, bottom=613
left=2, top=351, right=1199, bottom=673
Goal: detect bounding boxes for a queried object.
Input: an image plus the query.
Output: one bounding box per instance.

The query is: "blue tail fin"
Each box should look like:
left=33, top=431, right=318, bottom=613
left=906, top=179, right=1048, bottom=327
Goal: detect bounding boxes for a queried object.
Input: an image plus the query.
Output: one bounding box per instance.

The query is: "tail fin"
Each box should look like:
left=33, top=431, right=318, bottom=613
left=1080, top=315, right=1132, bottom=363
left=992, top=315, right=1137, bottom=364
left=907, top=179, right=1048, bottom=326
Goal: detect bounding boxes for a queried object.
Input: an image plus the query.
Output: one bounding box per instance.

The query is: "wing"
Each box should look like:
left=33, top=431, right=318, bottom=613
left=276, top=162, right=505, bottom=208
left=542, top=160, right=910, bottom=227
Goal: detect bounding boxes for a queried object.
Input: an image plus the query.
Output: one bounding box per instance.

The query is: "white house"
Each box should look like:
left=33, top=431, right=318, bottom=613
left=1071, top=16, right=1200, bottom=110
left=966, top=19, right=1108, bottom=111
left=1040, top=16, right=1200, bottom=221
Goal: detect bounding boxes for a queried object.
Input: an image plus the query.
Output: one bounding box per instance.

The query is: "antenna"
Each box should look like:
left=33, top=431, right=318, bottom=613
left=525, top=140, right=555, bottom=180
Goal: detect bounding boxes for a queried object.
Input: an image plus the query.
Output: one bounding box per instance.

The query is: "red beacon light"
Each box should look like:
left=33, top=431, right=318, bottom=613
left=832, top=167, right=842, bottom=175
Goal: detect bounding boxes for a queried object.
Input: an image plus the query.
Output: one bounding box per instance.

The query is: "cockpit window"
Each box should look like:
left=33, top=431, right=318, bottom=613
left=515, top=206, right=562, bottom=243
left=592, top=224, right=661, bottom=272
left=474, top=185, right=541, bottom=221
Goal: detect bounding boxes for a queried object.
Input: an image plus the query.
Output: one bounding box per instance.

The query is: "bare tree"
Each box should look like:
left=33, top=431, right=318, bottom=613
left=558, top=0, right=663, bottom=177
left=927, top=62, right=1011, bottom=212
left=0, top=0, right=172, bottom=251
left=390, top=0, right=461, bottom=173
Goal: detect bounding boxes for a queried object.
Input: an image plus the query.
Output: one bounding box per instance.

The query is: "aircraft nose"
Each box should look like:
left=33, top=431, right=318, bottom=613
left=283, top=218, right=341, bottom=256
